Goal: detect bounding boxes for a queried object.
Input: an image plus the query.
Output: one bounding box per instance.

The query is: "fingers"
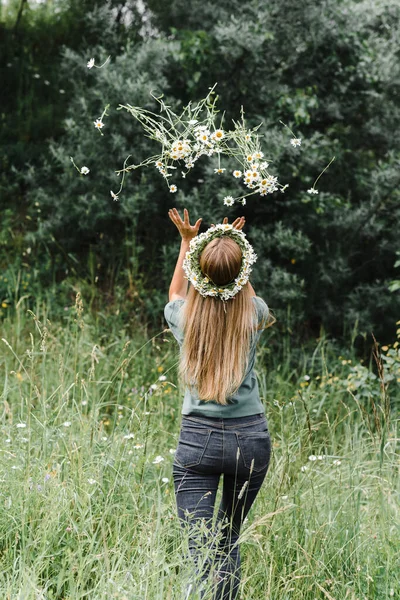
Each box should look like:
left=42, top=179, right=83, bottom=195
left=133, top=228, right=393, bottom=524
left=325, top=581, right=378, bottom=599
left=223, top=217, right=228, bottom=224
left=183, top=208, right=189, bottom=225
left=194, top=218, right=203, bottom=231
left=232, top=216, right=245, bottom=230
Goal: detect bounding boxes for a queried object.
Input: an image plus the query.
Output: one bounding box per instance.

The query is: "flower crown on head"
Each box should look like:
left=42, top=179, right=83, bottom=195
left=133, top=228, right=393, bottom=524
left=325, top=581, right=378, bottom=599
left=182, top=224, right=257, bottom=301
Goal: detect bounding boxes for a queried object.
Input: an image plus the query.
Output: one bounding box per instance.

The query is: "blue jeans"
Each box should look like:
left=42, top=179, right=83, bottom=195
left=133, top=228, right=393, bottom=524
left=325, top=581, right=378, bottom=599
left=172, top=413, right=271, bottom=600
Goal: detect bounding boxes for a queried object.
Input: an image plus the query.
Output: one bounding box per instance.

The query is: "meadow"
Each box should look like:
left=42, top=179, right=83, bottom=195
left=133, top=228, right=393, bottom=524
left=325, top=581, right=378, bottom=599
left=0, top=294, right=398, bottom=600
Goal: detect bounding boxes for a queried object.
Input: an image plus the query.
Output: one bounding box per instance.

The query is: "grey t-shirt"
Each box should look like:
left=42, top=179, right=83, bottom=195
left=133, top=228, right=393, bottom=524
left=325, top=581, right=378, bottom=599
left=164, top=296, right=269, bottom=418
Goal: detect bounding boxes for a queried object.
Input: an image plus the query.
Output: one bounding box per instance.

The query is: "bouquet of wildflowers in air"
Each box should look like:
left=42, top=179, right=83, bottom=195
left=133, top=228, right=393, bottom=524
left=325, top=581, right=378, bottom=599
left=116, top=86, right=295, bottom=206
left=75, top=64, right=334, bottom=203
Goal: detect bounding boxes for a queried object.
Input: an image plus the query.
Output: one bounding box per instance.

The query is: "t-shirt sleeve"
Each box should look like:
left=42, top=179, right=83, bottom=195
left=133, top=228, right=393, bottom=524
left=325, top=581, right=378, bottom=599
left=164, top=299, right=185, bottom=345
left=252, top=296, right=269, bottom=332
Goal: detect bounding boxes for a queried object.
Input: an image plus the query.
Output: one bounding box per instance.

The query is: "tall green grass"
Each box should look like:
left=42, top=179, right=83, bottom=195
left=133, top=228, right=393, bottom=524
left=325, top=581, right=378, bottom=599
left=0, top=296, right=399, bottom=599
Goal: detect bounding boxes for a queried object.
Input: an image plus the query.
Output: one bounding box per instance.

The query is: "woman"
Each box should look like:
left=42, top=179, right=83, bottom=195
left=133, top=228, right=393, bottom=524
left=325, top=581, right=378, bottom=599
left=165, top=208, right=274, bottom=600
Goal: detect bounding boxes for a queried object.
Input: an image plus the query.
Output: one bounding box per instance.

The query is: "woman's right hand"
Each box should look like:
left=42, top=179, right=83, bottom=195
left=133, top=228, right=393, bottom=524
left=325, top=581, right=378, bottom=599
left=211, top=216, right=246, bottom=230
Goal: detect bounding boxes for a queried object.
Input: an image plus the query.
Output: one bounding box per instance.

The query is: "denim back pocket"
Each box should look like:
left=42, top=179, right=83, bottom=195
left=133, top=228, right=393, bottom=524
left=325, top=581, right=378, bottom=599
left=236, top=431, right=271, bottom=473
left=175, top=427, right=212, bottom=469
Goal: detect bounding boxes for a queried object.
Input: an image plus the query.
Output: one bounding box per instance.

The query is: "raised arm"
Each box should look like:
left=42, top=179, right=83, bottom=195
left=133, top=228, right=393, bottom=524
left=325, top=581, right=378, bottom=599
left=168, top=208, right=202, bottom=302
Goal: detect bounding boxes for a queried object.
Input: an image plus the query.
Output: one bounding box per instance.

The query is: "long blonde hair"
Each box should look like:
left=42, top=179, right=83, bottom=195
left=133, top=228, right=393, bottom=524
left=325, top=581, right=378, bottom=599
left=179, top=237, right=267, bottom=405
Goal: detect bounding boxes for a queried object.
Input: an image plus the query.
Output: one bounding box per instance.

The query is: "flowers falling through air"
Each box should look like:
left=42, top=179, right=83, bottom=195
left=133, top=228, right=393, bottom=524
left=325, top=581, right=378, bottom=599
left=76, top=83, right=334, bottom=204
left=116, top=87, right=295, bottom=206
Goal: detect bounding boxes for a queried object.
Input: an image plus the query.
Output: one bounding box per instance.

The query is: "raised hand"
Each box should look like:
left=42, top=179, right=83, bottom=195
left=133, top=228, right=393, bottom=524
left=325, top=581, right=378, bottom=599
left=168, top=208, right=203, bottom=242
left=211, top=216, right=246, bottom=230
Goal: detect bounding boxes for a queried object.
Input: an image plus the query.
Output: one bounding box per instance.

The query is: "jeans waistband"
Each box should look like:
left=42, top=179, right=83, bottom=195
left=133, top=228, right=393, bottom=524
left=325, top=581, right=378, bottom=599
left=181, top=412, right=266, bottom=430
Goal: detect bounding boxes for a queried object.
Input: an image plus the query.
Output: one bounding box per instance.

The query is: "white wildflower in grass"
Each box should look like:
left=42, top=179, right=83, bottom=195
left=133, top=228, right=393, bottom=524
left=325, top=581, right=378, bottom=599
left=169, top=448, right=176, bottom=454
left=214, top=168, right=226, bottom=174
left=300, top=465, right=308, bottom=472
left=159, top=375, right=167, bottom=381
left=110, top=191, right=119, bottom=201
left=333, top=459, right=342, bottom=466
left=308, top=188, right=319, bottom=194
left=162, top=477, right=169, bottom=483
left=223, top=196, right=235, bottom=207
left=87, top=478, right=97, bottom=485
left=281, top=495, right=288, bottom=500
left=153, top=455, right=164, bottom=464
left=290, top=138, right=302, bottom=147
left=16, top=423, right=27, bottom=428
left=233, top=170, right=242, bottom=178
left=63, top=421, right=71, bottom=427
left=87, top=58, right=95, bottom=69
left=123, top=433, right=135, bottom=439
left=94, top=118, right=104, bottom=130
left=134, top=444, right=144, bottom=449
left=304, top=375, right=311, bottom=381
left=150, top=383, right=158, bottom=391
left=80, top=166, right=90, bottom=175
left=169, top=184, right=177, bottom=193
left=308, top=455, right=317, bottom=461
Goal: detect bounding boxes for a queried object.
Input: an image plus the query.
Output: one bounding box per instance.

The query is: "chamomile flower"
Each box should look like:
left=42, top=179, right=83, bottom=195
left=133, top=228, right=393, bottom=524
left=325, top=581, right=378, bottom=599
left=307, top=188, right=319, bottom=194
left=80, top=166, right=90, bottom=175
left=241, top=199, right=246, bottom=206
left=214, top=168, right=226, bottom=174
left=290, top=138, right=302, bottom=147
left=110, top=191, right=119, bottom=201
left=169, top=185, right=177, bottom=193
left=212, top=129, right=224, bottom=141
left=233, top=170, right=242, bottom=178
left=153, top=456, right=164, bottom=464
left=94, top=118, right=104, bottom=130
left=87, top=58, right=95, bottom=69
left=223, top=196, right=235, bottom=207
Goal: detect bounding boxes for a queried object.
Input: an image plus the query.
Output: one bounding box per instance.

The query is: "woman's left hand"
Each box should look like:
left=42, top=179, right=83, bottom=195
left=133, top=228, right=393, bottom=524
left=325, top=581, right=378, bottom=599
left=168, top=208, right=203, bottom=242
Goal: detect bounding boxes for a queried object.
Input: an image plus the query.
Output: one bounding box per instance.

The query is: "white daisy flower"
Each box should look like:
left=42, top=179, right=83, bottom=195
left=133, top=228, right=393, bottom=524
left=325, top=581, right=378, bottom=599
left=169, top=448, right=176, bottom=454
left=304, top=375, right=310, bottom=381
left=87, top=58, right=95, bottom=69
left=333, top=459, right=342, bottom=466
left=307, top=188, right=318, bottom=194
left=241, top=199, right=246, bottom=206
left=80, top=166, right=90, bottom=175
left=63, top=421, right=71, bottom=427
left=290, top=138, right=301, bottom=147
left=159, top=375, right=167, bottom=381
left=223, top=196, right=235, bottom=207
left=153, top=456, right=164, bottom=464
left=87, top=478, right=97, bottom=485
left=308, top=455, right=317, bottom=461
left=150, top=384, right=158, bottom=391
left=233, top=170, right=242, bottom=178
left=169, top=185, right=177, bottom=193
left=162, top=477, right=169, bottom=483
left=214, top=168, right=225, bottom=174
left=213, top=129, right=224, bottom=141
left=300, top=465, right=308, bottom=472
left=16, top=423, right=27, bottom=428
left=123, top=433, right=135, bottom=439
left=110, top=191, right=119, bottom=201
left=94, top=118, right=104, bottom=130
